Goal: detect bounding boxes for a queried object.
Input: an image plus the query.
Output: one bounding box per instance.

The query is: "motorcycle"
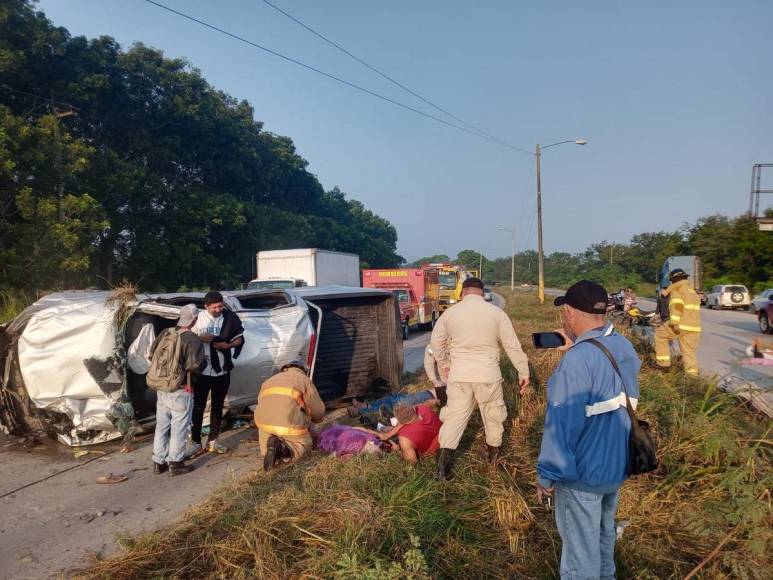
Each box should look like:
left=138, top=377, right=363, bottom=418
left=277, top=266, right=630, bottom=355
left=624, top=304, right=659, bottom=327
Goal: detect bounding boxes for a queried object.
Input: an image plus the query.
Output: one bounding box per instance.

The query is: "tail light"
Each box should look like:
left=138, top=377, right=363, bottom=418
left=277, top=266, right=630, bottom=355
left=306, top=332, right=317, bottom=370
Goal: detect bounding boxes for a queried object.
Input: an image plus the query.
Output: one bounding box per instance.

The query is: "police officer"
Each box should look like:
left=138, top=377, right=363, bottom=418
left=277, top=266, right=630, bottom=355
left=254, top=360, right=326, bottom=471
left=430, top=277, right=530, bottom=479
left=654, top=269, right=702, bottom=375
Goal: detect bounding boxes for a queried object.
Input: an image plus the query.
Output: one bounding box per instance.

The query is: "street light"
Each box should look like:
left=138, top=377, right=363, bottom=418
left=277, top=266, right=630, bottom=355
left=536, top=139, right=587, bottom=304
left=497, top=226, right=516, bottom=290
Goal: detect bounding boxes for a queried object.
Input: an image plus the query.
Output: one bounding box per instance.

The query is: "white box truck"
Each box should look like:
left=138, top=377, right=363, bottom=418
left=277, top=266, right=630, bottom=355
left=247, top=249, right=360, bottom=289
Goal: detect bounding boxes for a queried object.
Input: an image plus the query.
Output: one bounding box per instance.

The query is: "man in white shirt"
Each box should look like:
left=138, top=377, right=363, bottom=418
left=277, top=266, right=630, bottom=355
left=189, top=291, right=244, bottom=455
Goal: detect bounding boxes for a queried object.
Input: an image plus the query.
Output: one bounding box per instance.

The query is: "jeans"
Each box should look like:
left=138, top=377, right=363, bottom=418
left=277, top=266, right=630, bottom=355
left=192, top=373, right=230, bottom=444
left=358, top=390, right=433, bottom=416
left=555, top=483, right=620, bottom=580
left=152, top=389, right=193, bottom=464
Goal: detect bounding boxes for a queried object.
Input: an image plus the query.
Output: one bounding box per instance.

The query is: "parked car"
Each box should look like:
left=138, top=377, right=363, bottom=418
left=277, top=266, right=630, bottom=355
left=751, top=289, right=773, bottom=314
left=484, top=288, right=493, bottom=302
left=705, top=284, right=752, bottom=310
left=759, top=300, right=773, bottom=334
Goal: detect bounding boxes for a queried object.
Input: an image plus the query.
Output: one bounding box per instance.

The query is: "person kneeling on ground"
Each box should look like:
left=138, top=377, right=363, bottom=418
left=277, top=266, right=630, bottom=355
left=364, top=402, right=441, bottom=464
left=347, top=344, right=447, bottom=421
left=148, top=304, right=206, bottom=477
left=254, top=360, right=326, bottom=472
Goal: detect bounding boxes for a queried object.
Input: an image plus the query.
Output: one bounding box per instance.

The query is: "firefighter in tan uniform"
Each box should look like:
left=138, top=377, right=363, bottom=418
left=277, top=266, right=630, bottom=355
left=430, top=277, right=530, bottom=480
left=254, top=360, right=326, bottom=471
left=654, top=269, right=702, bottom=376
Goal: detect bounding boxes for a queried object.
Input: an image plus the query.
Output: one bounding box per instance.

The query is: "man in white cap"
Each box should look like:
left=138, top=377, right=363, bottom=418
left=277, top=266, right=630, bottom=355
left=148, top=304, right=206, bottom=476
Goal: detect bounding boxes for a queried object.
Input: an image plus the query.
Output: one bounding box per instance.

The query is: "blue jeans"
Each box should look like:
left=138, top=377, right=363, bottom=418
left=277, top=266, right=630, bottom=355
left=555, top=483, right=620, bottom=580
left=358, top=390, right=433, bottom=416
left=152, top=389, right=193, bottom=464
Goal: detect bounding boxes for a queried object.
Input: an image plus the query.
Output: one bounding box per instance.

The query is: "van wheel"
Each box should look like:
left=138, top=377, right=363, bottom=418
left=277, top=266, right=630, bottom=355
left=760, top=313, right=771, bottom=334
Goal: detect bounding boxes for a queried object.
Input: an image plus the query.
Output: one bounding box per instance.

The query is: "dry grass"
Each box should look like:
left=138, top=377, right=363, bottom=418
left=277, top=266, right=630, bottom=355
left=81, top=290, right=772, bottom=579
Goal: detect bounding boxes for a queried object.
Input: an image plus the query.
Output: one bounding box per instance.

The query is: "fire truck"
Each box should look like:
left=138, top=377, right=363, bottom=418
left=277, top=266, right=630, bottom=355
left=362, top=268, right=440, bottom=339
left=431, top=263, right=472, bottom=313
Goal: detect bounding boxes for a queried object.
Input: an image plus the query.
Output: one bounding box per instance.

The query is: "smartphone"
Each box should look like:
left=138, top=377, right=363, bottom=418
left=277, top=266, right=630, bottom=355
left=532, top=332, right=566, bottom=349
left=542, top=495, right=553, bottom=511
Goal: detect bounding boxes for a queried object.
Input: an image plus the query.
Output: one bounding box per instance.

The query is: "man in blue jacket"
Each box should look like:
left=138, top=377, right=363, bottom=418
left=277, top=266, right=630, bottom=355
left=537, top=280, right=641, bottom=579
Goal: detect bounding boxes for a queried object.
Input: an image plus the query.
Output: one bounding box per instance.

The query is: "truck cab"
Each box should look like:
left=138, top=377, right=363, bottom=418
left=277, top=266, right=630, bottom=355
left=361, top=268, right=439, bottom=338
left=434, top=264, right=471, bottom=313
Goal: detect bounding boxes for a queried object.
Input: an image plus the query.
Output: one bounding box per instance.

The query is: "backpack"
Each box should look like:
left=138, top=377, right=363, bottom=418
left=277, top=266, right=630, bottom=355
left=147, top=328, right=185, bottom=392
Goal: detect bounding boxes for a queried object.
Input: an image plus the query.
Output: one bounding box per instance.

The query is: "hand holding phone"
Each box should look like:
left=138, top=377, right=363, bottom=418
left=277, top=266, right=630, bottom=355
left=532, top=332, right=566, bottom=349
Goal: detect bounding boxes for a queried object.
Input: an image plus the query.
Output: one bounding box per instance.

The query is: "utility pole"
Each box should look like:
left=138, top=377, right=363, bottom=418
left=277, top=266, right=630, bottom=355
left=536, top=143, right=544, bottom=304
left=479, top=251, right=483, bottom=280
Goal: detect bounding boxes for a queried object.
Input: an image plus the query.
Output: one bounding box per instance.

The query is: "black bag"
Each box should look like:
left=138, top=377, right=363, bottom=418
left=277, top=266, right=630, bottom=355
left=587, top=338, right=658, bottom=475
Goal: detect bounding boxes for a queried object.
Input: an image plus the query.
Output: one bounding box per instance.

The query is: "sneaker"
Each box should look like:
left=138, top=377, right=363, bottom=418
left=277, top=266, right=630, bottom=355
left=153, top=462, right=168, bottom=474
left=184, top=442, right=203, bottom=459
left=207, top=440, right=228, bottom=454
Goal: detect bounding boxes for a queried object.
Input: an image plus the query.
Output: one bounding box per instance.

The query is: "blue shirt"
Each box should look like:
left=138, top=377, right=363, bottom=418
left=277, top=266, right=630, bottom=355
left=537, top=324, right=641, bottom=493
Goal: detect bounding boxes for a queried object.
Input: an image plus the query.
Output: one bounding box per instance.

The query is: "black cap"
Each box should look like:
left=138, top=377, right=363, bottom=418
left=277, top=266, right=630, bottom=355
left=203, top=291, right=224, bottom=305
left=668, top=268, right=688, bottom=282
left=554, top=280, right=608, bottom=314
left=462, top=277, right=484, bottom=290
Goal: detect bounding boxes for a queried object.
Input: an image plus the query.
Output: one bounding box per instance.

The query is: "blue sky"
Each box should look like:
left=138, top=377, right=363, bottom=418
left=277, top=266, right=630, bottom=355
left=38, top=0, right=773, bottom=262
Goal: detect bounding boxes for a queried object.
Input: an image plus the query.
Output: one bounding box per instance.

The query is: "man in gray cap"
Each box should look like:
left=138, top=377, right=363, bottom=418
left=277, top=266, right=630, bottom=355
left=148, top=304, right=206, bottom=476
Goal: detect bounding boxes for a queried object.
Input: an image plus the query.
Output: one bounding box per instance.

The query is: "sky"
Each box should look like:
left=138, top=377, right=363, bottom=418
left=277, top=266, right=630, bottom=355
left=37, top=0, right=773, bottom=262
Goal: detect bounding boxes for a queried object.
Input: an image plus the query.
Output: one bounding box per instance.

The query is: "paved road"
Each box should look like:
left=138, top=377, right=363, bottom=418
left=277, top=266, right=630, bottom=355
left=403, top=293, right=506, bottom=374
left=635, top=298, right=773, bottom=385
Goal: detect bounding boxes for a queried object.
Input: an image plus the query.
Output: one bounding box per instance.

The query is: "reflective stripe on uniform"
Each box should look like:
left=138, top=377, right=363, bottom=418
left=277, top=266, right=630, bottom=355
left=585, top=393, right=638, bottom=417
left=685, top=368, right=699, bottom=376
left=670, top=298, right=685, bottom=306
left=256, top=423, right=309, bottom=437
left=260, top=386, right=304, bottom=405
left=656, top=355, right=671, bottom=361
left=678, top=325, right=702, bottom=332
left=684, top=304, right=700, bottom=310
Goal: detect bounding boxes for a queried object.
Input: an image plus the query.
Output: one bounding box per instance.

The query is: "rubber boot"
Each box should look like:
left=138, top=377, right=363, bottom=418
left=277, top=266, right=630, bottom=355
left=436, top=448, right=455, bottom=481
left=153, top=461, right=168, bottom=474
left=263, top=434, right=280, bottom=472
left=168, top=460, right=194, bottom=476
left=487, top=445, right=500, bottom=463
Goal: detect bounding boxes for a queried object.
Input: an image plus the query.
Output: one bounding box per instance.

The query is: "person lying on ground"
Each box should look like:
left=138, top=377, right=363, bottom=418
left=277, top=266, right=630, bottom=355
left=746, top=336, right=773, bottom=360
left=148, top=304, right=206, bottom=477
left=347, top=344, right=448, bottom=420
left=253, top=360, right=326, bottom=472
left=347, top=386, right=445, bottom=420
left=357, top=402, right=442, bottom=465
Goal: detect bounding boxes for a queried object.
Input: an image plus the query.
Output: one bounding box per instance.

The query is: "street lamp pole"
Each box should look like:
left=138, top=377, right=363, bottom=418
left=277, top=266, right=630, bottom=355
left=536, top=144, right=544, bottom=304
left=535, top=139, right=587, bottom=304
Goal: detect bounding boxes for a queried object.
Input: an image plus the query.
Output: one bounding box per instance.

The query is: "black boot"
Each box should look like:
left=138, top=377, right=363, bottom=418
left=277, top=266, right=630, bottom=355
left=263, top=434, right=280, bottom=472
left=436, top=448, right=455, bottom=481
left=153, top=461, right=168, bottom=474
left=487, top=445, right=500, bottom=463
left=168, top=460, right=194, bottom=476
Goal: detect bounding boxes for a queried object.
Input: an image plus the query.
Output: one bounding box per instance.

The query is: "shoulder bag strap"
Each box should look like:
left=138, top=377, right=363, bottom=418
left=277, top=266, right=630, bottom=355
left=585, top=338, right=639, bottom=422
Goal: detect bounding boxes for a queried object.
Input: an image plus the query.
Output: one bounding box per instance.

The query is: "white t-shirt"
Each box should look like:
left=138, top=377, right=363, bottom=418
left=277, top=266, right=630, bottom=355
left=193, top=311, right=226, bottom=377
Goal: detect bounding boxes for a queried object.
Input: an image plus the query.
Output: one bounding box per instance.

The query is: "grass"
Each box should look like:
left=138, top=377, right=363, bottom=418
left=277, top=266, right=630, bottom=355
left=81, top=290, right=771, bottom=579
left=0, top=287, right=33, bottom=324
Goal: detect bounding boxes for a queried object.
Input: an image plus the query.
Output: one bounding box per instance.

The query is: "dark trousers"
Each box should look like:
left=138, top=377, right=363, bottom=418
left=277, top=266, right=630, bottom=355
left=191, top=373, right=230, bottom=444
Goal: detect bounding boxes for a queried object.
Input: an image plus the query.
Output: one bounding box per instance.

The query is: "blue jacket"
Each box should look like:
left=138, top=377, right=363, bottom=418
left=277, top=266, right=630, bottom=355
left=537, top=324, right=641, bottom=494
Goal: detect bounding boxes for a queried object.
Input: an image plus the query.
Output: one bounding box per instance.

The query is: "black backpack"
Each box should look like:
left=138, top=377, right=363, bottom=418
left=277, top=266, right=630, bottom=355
left=587, top=338, right=659, bottom=476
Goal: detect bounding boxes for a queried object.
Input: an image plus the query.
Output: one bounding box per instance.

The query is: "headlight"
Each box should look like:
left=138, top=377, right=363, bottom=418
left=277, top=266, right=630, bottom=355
left=449, top=299, right=456, bottom=304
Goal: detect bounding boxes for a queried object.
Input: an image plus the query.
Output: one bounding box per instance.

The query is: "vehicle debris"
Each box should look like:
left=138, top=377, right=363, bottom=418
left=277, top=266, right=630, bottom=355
left=95, top=473, right=128, bottom=484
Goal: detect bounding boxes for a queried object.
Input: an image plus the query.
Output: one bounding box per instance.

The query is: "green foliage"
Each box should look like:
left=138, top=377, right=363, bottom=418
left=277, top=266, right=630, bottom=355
left=406, top=254, right=450, bottom=267
left=0, top=1, right=401, bottom=293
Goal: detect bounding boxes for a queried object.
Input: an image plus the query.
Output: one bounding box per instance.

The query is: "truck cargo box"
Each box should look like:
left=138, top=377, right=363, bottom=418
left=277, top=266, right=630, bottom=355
left=289, top=286, right=403, bottom=402
left=251, top=248, right=360, bottom=288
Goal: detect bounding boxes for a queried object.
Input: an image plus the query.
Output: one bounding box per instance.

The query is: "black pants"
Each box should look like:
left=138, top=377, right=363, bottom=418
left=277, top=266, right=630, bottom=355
left=191, top=374, right=230, bottom=444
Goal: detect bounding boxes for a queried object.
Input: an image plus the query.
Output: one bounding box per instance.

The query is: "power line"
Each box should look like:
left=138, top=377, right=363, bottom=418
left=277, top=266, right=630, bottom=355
left=259, top=0, right=530, bottom=154
left=142, top=0, right=532, bottom=155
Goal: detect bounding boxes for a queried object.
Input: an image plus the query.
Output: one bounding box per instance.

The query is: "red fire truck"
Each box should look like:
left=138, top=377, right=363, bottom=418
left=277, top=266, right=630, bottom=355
left=362, top=268, right=440, bottom=339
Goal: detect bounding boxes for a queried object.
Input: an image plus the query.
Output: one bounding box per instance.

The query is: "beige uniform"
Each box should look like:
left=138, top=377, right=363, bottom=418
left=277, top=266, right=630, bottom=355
left=430, top=294, right=529, bottom=449
left=253, top=367, right=326, bottom=460
left=424, top=345, right=445, bottom=388
left=655, top=279, right=702, bottom=376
